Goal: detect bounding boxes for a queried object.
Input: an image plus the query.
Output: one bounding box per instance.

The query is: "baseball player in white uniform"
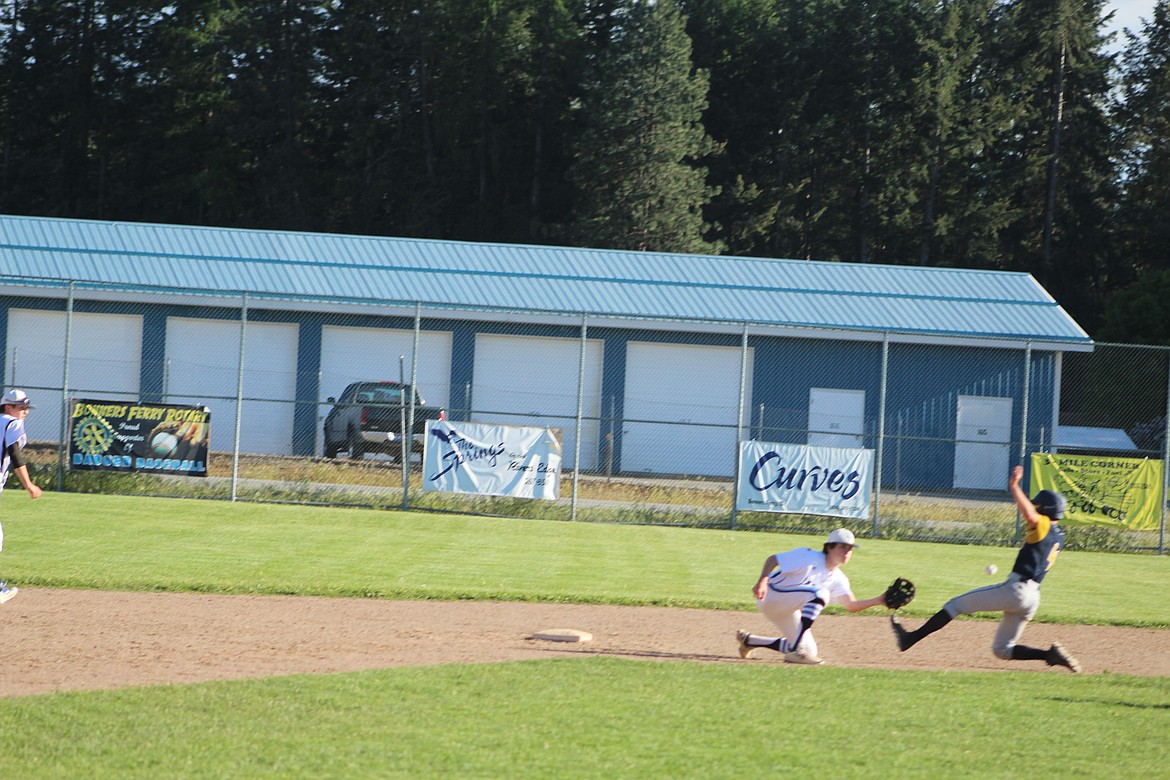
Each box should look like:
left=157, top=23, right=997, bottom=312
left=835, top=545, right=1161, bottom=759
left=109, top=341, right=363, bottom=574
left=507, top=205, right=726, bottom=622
left=1, top=389, right=42, bottom=604
left=736, top=528, right=889, bottom=664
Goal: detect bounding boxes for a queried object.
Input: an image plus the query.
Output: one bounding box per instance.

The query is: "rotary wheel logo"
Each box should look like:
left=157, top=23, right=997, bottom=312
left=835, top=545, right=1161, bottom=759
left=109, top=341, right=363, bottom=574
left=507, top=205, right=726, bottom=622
left=73, top=415, right=115, bottom=455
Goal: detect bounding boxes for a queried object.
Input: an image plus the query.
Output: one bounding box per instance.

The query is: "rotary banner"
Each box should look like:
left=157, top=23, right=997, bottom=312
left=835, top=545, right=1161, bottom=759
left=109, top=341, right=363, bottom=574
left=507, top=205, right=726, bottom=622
left=422, top=420, right=561, bottom=500
left=1030, top=452, right=1163, bottom=530
left=736, top=441, right=874, bottom=520
left=68, top=398, right=210, bottom=476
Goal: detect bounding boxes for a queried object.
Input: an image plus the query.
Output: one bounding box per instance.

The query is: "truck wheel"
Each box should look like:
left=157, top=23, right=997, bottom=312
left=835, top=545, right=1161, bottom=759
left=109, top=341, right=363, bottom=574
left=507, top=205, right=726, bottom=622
left=348, top=432, right=365, bottom=460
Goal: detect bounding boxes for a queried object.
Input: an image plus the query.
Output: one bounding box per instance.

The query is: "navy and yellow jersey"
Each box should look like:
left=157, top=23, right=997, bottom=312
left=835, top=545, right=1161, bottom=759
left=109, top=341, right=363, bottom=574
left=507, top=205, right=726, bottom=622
left=1011, top=515, right=1066, bottom=583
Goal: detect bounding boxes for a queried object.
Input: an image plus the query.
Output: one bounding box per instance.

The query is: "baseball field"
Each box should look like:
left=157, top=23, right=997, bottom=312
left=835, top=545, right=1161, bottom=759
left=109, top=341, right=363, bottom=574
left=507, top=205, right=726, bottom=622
left=0, top=492, right=1167, bottom=778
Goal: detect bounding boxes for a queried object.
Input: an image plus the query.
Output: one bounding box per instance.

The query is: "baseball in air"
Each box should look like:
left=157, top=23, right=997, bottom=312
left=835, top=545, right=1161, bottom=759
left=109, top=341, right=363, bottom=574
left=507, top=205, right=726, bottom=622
left=985, top=564, right=998, bottom=576
left=151, top=431, right=179, bottom=456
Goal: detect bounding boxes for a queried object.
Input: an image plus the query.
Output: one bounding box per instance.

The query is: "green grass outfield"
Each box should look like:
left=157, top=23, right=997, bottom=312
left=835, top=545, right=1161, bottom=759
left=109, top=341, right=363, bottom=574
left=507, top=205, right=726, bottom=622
left=1, top=493, right=1167, bottom=778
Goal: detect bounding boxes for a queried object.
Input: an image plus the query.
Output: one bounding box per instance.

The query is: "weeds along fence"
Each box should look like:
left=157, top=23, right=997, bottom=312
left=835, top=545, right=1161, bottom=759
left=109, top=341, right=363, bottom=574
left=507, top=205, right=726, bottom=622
left=4, top=276, right=1168, bottom=554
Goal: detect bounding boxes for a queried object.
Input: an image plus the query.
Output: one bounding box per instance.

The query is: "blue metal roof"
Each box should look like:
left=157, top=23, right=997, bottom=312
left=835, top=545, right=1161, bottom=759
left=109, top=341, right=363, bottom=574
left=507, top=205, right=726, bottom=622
left=0, top=214, right=1092, bottom=346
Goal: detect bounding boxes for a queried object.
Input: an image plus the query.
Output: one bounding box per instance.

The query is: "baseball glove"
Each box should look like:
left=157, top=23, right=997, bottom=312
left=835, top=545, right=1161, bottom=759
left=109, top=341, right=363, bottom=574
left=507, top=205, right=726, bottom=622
left=883, top=577, right=916, bottom=610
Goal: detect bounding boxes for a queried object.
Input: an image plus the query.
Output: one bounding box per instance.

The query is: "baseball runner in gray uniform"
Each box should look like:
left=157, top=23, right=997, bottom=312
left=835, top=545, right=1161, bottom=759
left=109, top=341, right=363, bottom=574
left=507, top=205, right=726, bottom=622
left=890, top=465, right=1081, bottom=672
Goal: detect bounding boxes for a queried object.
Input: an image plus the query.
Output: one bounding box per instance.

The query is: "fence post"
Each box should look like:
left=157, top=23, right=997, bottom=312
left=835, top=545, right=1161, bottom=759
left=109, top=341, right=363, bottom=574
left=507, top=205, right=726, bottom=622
left=403, top=303, right=422, bottom=510
left=1161, top=351, right=1170, bottom=555
left=730, top=322, right=749, bottom=530
left=605, top=395, right=615, bottom=478
left=230, top=291, right=248, bottom=501
left=570, top=313, right=588, bottom=522
left=872, top=333, right=889, bottom=537
left=56, top=281, right=75, bottom=491
left=399, top=355, right=408, bottom=501
left=1015, top=342, right=1033, bottom=543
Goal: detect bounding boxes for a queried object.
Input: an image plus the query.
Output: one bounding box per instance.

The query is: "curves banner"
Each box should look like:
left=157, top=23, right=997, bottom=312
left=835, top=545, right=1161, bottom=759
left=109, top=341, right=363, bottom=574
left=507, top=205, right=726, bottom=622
left=1030, top=452, right=1163, bottom=530
left=422, top=419, right=562, bottom=500
left=68, top=399, right=210, bottom=476
left=736, top=441, right=874, bottom=519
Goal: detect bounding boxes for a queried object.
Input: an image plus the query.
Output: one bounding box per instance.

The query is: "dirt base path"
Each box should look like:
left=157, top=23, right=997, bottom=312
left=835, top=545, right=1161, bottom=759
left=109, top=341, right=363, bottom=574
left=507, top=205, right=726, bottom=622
left=1, top=589, right=1166, bottom=697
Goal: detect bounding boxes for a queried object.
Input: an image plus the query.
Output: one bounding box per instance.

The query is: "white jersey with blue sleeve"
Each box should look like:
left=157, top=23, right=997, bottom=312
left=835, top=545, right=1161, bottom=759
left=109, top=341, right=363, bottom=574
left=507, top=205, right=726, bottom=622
left=767, top=547, right=854, bottom=603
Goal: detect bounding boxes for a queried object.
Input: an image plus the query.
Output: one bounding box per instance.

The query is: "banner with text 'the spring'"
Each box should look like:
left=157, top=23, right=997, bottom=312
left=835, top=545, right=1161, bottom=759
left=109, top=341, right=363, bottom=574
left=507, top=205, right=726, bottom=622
left=422, top=420, right=561, bottom=500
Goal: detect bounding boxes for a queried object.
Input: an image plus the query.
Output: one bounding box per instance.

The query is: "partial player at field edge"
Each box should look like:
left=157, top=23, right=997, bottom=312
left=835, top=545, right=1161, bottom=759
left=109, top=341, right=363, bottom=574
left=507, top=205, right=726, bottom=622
left=1, top=389, right=43, bottom=605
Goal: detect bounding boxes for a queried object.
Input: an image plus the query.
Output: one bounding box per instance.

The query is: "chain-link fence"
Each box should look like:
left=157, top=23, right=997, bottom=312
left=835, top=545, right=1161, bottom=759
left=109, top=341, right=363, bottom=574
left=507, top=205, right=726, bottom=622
left=4, top=276, right=1166, bottom=554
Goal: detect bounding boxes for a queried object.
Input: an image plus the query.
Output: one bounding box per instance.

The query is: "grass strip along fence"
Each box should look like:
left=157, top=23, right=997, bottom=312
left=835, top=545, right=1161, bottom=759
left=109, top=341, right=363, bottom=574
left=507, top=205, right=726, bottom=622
left=30, top=452, right=1163, bottom=553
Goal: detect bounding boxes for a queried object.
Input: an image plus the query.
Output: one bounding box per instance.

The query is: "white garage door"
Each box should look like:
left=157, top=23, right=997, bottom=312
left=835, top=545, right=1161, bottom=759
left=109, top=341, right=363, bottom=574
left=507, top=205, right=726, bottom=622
left=471, top=334, right=602, bottom=470
left=165, top=318, right=298, bottom=455
left=6, top=309, right=142, bottom=443
left=622, top=342, right=752, bottom=477
left=319, top=325, right=452, bottom=455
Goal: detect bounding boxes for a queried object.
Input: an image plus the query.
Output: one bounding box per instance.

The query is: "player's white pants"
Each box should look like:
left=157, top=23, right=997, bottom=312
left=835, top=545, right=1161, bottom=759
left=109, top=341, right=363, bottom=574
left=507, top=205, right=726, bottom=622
left=944, top=572, right=1041, bottom=659
left=756, top=586, right=829, bottom=656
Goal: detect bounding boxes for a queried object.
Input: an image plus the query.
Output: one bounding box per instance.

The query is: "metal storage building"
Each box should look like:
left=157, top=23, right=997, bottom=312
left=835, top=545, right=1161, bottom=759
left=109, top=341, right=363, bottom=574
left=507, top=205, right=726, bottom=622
left=0, top=214, right=1092, bottom=490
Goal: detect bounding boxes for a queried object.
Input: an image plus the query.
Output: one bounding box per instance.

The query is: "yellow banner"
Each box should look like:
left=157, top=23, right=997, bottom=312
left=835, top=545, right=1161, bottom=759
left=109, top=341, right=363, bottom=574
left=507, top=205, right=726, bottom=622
left=1030, top=453, right=1164, bottom=530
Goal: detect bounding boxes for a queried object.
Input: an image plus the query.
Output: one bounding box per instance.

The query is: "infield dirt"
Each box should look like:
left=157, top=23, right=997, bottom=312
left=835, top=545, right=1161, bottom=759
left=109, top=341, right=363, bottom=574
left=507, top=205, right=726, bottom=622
left=1, top=588, right=1166, bottom=697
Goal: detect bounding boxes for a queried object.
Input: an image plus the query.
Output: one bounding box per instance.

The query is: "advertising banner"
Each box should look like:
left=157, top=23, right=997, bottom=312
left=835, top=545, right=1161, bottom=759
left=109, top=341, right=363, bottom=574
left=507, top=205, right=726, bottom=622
left=1030, top=452, right=1163, bottom=530
left=68, top=399, right=210, bottom=476
left=736, top=441, right=874, bottom=520
left=422, top=420, right=562, bottom=500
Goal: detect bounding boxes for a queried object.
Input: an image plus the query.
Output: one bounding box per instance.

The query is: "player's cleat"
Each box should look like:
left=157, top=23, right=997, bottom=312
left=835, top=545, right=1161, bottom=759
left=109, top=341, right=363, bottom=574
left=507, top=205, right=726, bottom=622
left=736, top=629, right=754, bottom=659
left=1047, top=641, right=1081, bottom=673
left=783, top=649, right=824, bottom=665
left=0, top=583, right=18, bottom=605
left=890, top=615, right=911, bottom=652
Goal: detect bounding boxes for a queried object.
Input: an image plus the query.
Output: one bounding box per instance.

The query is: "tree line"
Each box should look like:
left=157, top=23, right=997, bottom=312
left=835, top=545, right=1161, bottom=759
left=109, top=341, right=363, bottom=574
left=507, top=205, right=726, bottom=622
left=2, top=0, right=1169, bottom=340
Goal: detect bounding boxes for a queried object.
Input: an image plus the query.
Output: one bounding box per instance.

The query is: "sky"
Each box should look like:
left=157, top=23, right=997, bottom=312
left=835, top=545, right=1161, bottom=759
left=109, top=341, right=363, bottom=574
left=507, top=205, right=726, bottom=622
left=1107, top=0, right=1157, bottom=40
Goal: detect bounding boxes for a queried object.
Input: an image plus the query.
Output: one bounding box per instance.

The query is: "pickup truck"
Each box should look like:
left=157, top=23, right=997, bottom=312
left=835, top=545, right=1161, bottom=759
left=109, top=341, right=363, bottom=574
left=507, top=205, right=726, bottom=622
left=322, top=381, right=446, bottom=460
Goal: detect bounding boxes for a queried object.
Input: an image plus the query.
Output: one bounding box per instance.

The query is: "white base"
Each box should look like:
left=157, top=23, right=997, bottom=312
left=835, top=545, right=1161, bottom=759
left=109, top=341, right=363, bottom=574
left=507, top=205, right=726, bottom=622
left=532, top=628, right=593, bottom=643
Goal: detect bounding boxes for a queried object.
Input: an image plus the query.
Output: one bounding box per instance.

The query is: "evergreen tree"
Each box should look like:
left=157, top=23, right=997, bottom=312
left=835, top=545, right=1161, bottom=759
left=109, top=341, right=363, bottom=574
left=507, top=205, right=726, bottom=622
left=906, top=0, right=1010, bottom=266
left=681, top=0, right=809, bottom=259
left=0, top=0, right=106, bottom=216
left=1116, top=0, right=1170, bottom=280
left=224, top=1, right=329, bottom=231
left=121, top=2, right=251, bottom=226
left=567, top=0, right=720, bottom=253
left=423, top=0, right=542, bottom=241
left=315, top=0, right=439, bottom=236
left=525, top=0, right=584, bottom=240
left=1099, top=270, right=1170, bottom=344
left=987, top=0, right=1118, bottom=330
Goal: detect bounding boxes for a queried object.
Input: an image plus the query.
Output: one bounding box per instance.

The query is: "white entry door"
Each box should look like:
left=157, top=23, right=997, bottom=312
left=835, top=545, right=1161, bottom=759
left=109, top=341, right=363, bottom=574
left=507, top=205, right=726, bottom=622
left=808, top=388, right=865, bottom=448
left=953, top=395, right=1012, bottom=489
